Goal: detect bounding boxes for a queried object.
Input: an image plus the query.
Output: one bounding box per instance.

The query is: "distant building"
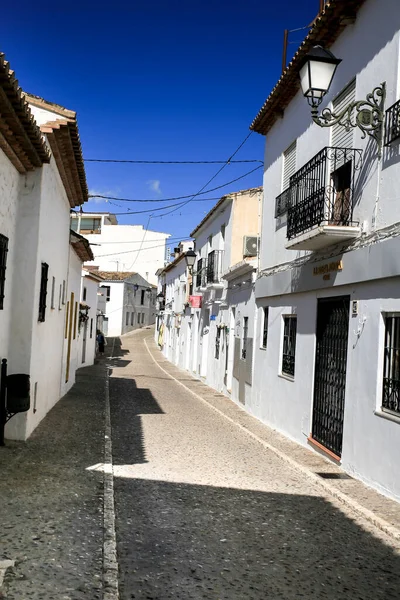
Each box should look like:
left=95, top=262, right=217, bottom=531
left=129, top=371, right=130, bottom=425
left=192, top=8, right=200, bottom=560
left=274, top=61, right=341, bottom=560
left=97, top=271, right=156, bottom=337
left=71, top=212, right=170, bottom=285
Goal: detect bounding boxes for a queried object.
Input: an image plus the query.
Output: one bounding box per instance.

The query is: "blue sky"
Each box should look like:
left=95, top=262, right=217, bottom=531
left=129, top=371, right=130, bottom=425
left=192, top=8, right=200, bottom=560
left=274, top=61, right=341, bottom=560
left=2, top=0, right=320, bottom=250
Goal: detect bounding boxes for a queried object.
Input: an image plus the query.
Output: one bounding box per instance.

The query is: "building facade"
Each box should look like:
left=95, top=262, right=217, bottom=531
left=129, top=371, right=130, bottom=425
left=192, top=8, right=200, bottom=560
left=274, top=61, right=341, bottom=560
left=98, top=272, right=156, bottom=337
left=0, top=55, right=96, bottom=441
left=251, top=0, right=400, bottom=500
left=71, top=212, right=170, bottom=285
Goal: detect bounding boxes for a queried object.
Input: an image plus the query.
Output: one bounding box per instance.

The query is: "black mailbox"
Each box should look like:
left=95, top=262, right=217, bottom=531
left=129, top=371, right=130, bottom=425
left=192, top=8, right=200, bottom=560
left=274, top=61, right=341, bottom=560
left=6, top=374, right=30, bottom=413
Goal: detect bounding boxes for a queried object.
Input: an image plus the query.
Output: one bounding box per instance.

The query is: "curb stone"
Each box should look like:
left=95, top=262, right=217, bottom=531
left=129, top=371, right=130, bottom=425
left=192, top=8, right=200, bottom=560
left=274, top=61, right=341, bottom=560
left=144, top=338, right=400, bottom=543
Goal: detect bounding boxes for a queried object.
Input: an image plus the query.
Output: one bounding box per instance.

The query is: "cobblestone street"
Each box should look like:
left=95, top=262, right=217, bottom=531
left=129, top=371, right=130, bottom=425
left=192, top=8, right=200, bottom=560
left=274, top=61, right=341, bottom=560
left=110, top=330, right=400, bottom=600
left=1, top=328, right=400, bottom=599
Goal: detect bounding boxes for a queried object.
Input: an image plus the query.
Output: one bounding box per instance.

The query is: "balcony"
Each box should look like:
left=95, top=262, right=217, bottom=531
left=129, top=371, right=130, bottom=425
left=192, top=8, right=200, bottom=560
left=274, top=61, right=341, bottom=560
left=281, top=147, right=362, bottom=251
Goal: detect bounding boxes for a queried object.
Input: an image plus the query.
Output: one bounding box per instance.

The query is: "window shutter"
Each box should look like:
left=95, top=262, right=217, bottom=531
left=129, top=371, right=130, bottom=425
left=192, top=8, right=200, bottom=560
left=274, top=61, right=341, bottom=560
left=332, top=79, right=356, bottom=148
left=282, top=141, right=297, bottom=191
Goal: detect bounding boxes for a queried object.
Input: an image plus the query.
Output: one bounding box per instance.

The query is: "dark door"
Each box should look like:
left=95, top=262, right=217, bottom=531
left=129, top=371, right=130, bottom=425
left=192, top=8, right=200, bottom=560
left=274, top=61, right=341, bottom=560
left=312, top=296, right=350, bottom=458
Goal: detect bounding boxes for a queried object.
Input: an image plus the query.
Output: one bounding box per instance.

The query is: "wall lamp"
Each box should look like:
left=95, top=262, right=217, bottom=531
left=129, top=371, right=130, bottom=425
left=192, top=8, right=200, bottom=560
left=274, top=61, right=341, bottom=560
left=299, top=45, right=386, bottom=156
left=184, top=249, right=196, bottom=274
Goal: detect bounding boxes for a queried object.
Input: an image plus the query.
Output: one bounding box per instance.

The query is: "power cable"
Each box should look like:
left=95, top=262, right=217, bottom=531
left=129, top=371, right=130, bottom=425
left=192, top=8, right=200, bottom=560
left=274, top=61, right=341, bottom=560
left=84, top=158, right=262, bottom=165
left=89, top=163, right=262, bottom=204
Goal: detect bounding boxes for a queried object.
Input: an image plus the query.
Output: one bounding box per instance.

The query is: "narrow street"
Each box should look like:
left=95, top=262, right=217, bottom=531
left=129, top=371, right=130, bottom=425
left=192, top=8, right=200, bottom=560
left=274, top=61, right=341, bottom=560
left=109, top=330, right=400, bottom=600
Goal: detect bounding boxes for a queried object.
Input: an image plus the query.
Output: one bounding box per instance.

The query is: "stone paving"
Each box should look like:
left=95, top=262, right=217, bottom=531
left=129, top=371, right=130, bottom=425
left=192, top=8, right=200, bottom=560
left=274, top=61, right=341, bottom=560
left=109, top=329, right=400, bottom=599
left=1, top=328, right=400, bottom=599
left=0, top=363, right=106, bottom=599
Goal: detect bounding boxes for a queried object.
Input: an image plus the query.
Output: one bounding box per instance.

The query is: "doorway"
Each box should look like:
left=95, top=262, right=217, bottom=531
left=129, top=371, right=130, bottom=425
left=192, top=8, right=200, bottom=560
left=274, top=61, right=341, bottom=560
left=312, top=296, right=350, bottom=458
left=82, top=319, right=88, bottom=363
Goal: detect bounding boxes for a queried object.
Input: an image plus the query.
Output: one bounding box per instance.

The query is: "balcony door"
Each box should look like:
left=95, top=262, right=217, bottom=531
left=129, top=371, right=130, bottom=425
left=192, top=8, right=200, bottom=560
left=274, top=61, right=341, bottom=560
left=312, top=296, right=350, bottom=459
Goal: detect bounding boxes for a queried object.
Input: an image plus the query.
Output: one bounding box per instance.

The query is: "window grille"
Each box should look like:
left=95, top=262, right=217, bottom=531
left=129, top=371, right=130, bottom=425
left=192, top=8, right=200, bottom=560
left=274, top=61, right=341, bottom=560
left=262, top=307, right=269, bottom=349
left=382, top=315, right=400, bottom=415
left=0, top=235, right=9, bottom=310
left=282, top=316, right=297, bottom=377
left=242, top=317, right=249, bottom=359
left=38, top=262, right=49, bottom=322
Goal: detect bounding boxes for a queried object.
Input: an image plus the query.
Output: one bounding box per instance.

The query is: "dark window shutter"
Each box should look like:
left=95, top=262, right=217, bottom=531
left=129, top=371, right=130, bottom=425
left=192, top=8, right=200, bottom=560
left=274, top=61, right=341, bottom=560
left=38, top=263, right=49, bottom=322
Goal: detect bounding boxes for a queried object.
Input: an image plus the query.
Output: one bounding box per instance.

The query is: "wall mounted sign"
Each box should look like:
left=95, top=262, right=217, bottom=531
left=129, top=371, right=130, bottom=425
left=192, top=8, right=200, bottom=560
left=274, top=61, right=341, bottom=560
left=189, top=295, right=202, bottom=308
left=210, top=315, right=216, bottom=321
left=313, top=260, right=343, bottom=277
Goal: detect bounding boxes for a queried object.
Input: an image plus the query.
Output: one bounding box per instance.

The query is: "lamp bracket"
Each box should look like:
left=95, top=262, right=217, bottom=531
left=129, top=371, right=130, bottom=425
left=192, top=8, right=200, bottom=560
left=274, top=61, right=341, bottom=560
left=311, top=82, right=386, bottom=157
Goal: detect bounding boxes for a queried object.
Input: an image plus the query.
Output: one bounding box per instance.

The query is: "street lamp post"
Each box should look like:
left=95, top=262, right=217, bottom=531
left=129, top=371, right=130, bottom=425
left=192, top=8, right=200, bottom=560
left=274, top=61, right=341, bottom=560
left=299, top=45, right=386, bottom=156
left=184, top=249, right=196, bottom=274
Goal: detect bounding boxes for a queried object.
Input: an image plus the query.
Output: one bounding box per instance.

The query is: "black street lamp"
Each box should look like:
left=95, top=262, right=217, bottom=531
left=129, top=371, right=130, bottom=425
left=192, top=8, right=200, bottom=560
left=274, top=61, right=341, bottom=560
left=299, top=45, right=341, bottom=109
left=184, top=249, right=196, bottom=274
left=299, top=45, right=386, bottom=156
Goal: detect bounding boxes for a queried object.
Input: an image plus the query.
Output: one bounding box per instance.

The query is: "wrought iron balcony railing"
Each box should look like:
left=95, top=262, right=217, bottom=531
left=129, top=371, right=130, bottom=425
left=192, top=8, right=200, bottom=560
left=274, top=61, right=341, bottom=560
left=384, top=99, right=400, bottom=146
left=286, top=146, right=362, bottom=240
left=207, top=250, right=224, bottom=284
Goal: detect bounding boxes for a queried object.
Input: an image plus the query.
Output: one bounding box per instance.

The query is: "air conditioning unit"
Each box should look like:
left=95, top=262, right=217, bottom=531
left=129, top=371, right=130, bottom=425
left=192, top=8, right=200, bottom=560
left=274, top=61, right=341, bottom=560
left=243, top=236, right=258, bottom=257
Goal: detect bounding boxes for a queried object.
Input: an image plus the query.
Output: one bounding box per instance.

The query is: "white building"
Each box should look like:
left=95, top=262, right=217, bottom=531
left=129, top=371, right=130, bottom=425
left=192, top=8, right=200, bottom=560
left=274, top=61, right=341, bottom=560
left=157, top=241, right=193, bottom=368
left=156, top=189, right=262, bottom=408
left=71, top=212, right=170, bottom=285
left=251, top=0, right=400, bottom=500
left=98, top=271, right=156, bottom=337
left=189, top=188, right=262, bottom=404
left=0, top=54, right=95, bottom=441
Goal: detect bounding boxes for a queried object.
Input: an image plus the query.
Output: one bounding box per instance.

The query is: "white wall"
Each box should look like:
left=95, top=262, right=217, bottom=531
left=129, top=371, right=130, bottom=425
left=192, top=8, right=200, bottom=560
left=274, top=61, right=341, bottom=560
left=84, top=224, right=170, bottom=285
left=260, top=0, right=400, bottom=271
left=103, top=282, right=124, bottom=337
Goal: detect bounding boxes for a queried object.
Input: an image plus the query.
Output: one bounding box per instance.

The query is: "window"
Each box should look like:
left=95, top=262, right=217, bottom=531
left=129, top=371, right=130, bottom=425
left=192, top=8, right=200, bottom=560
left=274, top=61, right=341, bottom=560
left=90, top=318, right=93, bottom=338
left=196, top=258, right=203, bottom=288
left=51, top=276, right=56, bottom=309
left=0, top=234, right=8, bottom=310
left=282, top=141, right=297, bottom=191
left=102, top=286, right=111, bottom=302
left=38, top=262, right=49, bottom=322
left=59, top=284, right=62, bottom=310
left=70, top=218, right=79, bottom=232
left=62, top=280, right=66, bottom=304
left=330, top=161, right=352, bottom=225
left=131, top=312, right=134, bottom=326
left=242, top=317, right=248, bottom=360
left=215, top=328, right=221, bottom=359
left=83, top=287, right=87, bottom=302
left=137, top=312, right=141, bottom=324
left=79, top=217, right=101, bottom=233
left=282, top=316, right=297, bottom=377
left=262, top=307, right=269, bottom=349
left=126, top=312, right=130, bottom=326
left=382, top=315, right=400, bottom=415
left=142, top=313, right=145, bottom=324
left=141, top=290, right=145, bottom=305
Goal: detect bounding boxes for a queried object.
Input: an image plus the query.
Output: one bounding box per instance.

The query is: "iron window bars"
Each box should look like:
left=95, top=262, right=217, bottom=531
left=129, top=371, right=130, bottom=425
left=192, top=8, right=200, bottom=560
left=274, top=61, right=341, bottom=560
left=242, top=317, right=249, bottom=360
left=384, top=99, right=400, bottom=146
left=207, top=250, right=223, bottom=284
left=382, top=315, right=400, bottom=415
left=282, top=316, right=297, bottom=377
left=262, top=307, right=269, bottom=349
left=0, top=235, right=8, bottom=310
left=195, top=258, right=205, bottom=289
left=277, top=146, right=362, bottom=240
left=275, top=188, right=292, bottom=218
left=38, top=262, right=49, bottom=322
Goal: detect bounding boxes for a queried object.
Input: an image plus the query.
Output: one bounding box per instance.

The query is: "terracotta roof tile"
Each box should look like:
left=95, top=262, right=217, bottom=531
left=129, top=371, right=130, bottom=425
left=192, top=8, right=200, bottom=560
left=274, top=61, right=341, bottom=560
left=0, top=53, right=50, bottom=172
left=96, top=271, right=138, bottom=281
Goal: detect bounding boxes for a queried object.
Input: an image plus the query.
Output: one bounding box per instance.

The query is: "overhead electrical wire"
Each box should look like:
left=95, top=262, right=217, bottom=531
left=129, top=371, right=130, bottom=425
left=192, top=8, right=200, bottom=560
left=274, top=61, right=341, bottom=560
left=89, top=163, right=262, bottom=204
left=84, top=158, right=262, bottom=165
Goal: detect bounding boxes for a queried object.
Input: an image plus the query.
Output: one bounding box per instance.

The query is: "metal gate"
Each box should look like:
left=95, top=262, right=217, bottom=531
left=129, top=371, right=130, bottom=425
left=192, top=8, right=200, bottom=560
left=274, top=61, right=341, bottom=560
left=312, top=296, right=350, bottom=458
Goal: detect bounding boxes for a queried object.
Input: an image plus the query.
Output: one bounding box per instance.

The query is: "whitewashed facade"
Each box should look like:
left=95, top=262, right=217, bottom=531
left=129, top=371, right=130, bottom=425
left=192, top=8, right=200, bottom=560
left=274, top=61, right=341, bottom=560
left=71, top=212, right=170, bottom=285
left=0, top=56, right=92, bottom=441
left=98, top=272, right=156, bottom=337
left=251, top=0, right=400, bottom=500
